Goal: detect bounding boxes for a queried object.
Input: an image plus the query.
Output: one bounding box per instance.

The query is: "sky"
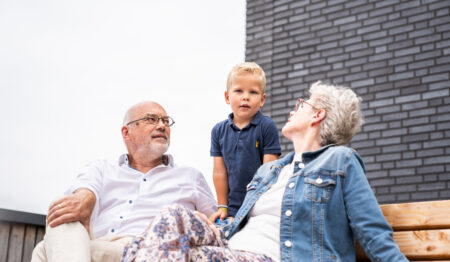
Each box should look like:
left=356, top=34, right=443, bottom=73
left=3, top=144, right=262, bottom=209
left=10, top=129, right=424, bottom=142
left=0, top=0, right=246, bottom=215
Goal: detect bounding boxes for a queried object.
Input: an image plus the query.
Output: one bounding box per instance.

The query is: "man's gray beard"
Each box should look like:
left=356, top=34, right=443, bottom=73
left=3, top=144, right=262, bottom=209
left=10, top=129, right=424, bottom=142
left=147, top=141, right=169, bottom=156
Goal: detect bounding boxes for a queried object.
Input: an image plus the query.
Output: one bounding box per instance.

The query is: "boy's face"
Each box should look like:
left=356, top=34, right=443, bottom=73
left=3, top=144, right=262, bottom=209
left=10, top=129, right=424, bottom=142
left=225, top=73, right=266, bottom=122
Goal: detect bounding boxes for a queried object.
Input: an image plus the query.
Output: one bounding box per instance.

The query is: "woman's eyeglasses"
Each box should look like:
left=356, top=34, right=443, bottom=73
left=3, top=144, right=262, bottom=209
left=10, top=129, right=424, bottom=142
left=294, top=98, right=319, bottom=112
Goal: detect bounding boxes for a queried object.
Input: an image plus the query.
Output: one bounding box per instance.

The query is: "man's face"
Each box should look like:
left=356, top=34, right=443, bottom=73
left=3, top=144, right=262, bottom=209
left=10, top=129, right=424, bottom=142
left=125, top=103, right=171, bottom=156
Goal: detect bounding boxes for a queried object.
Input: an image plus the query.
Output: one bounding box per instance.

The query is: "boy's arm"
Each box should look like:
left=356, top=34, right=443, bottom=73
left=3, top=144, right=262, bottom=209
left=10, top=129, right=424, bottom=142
left=261, top=119, right=282, bottom=161
left=211, top=156, right=229, bottom=221
left=263, top=154, right=278, bottom=163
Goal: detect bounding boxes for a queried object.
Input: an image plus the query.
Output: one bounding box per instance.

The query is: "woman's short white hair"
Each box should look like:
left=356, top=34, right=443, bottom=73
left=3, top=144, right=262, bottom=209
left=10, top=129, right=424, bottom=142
left=309, top=81, right=364, bottom=146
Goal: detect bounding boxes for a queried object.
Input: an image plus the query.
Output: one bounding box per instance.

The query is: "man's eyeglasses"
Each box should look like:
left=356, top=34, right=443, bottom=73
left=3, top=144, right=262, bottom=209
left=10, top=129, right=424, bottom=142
left=126, top=114, right=175, bottom=127
left=294, top=98, right=319, bottom=112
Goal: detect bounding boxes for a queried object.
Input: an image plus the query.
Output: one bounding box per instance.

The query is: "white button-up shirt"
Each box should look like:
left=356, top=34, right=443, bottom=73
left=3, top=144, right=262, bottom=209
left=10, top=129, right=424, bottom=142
left=67, top=154, right=217, bottom=239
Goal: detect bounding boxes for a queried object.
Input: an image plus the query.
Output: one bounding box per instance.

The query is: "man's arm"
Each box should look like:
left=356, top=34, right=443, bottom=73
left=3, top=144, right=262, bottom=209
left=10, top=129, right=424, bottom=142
left=46, top=188, right=96, bottom=234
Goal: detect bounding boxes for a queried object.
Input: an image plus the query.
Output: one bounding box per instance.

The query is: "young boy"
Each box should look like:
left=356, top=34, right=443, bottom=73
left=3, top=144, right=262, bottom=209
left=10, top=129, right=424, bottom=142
left=210, top=62, right=281, bottom=221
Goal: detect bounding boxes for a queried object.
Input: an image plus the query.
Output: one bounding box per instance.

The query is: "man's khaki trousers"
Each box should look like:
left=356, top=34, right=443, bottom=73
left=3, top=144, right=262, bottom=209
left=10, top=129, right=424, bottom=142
left=31, top=221, right=132, bottom=262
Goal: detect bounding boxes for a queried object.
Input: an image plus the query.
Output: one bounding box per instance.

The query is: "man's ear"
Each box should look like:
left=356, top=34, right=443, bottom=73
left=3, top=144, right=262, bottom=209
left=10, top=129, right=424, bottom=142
left=121, top=126, right=129, bottom=140
left=311, top=109, right=326, bottom=126
left=224, top=91, right=230, bottom=104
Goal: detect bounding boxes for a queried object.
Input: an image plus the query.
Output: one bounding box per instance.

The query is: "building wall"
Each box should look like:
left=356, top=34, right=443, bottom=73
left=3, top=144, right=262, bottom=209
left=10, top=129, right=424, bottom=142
left=246, top=0, right=450, bottom=203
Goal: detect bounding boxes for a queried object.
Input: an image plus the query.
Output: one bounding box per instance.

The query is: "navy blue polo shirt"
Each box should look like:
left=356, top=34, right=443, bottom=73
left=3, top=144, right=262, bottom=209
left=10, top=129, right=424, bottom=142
left=210, top=111, right=281, bottom=216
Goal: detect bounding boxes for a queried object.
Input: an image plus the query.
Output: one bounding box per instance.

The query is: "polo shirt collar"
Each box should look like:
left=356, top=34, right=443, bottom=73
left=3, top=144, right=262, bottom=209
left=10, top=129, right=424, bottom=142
left=227, top=111, right=263, bottom=129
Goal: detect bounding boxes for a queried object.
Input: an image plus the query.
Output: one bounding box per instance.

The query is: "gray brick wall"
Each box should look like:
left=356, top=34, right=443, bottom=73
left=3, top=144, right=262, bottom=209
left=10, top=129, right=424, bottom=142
left=246, top=0, right=450, bottom=203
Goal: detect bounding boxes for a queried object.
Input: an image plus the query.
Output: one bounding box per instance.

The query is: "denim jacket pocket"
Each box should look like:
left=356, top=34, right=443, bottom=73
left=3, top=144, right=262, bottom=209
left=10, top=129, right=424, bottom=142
left=304, top=170, right=337, bottom=203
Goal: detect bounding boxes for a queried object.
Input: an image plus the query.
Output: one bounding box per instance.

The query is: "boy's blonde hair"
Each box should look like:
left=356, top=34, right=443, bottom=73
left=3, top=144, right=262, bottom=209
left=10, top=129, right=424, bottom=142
left=226, top=62, right=266, bottom=93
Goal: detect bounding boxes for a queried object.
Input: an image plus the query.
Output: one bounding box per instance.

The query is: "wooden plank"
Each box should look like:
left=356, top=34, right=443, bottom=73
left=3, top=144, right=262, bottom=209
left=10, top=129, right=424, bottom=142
left=380, top=200, right=450, bottom=231
left=395, top=229, right=450, bottom=260
left=36, top=226, right=45, bottom=244
left=21, top=225, right=37, bottom=262
left=356, top=229, right=450, bottom=261
left=7, top=223, right=25, bottom=262
left=0, top=221, right=11, bottom=262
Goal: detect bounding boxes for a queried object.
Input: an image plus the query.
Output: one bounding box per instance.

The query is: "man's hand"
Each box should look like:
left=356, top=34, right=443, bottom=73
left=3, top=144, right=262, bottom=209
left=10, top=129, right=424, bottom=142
left=46, top=188, right=96, bottom=234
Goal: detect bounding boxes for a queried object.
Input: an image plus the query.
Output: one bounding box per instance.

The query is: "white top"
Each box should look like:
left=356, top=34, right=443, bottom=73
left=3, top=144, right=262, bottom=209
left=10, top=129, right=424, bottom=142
left=67, top=154, right=217, bottom=239
left=228, top=153, right=301, bottom=262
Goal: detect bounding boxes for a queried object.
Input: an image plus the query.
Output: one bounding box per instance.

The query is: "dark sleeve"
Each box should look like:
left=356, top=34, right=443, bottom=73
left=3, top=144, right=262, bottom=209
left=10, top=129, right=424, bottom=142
left=262, top=118, right=281, bottom=155
left=210, top=123, right=222, bottom=157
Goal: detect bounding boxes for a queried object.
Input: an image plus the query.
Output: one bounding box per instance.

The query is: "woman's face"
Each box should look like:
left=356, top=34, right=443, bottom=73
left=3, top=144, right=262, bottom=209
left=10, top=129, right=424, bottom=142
left=282, top=97, right=317, bottom=140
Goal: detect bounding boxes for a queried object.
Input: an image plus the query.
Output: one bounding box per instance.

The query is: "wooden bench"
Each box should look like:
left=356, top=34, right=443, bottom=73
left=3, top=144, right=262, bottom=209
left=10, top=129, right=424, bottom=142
left=356, top=199, right=450, bottom=261
left=0, top=208, right=46, bottom=262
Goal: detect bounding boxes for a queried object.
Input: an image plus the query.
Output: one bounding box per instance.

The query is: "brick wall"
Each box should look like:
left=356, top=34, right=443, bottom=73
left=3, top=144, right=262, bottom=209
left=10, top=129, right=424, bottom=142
left=246, top=0, right=450, bottom=203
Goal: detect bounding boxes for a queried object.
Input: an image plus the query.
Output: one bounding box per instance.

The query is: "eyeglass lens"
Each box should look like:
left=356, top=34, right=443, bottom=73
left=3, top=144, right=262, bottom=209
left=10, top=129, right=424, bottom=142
left=146, top=115, right=173, bottom=126
left=294, top=99, right=304, bottom=111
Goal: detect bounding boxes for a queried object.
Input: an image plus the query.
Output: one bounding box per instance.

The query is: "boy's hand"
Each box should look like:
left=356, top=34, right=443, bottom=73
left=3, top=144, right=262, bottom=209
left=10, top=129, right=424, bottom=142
left=208, top=209, right=228, bottom=223
left=195, top=211, right=220, bottom=238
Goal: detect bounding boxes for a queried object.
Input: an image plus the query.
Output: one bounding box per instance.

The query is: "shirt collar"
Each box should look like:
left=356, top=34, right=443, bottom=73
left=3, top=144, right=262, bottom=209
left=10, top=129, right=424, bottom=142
left=118, top=154, right=175, bottom=168
left=227, top=111, right=263, bottom=129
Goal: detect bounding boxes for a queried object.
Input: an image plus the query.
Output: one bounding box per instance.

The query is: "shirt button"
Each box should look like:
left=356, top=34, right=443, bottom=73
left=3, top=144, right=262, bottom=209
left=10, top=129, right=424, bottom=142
left=285, top=210, right=292, bottom=217
left=120, top=216, right=123, bottom=219
left=129, top=200, right=133, bottom=204
left=289, top=182, right=295, bottom=188
left=284, top=240, right=292, bottom=247
left=111, top=229, right=115, bottom=233
left=143, top=178, right=147, bottom=182
left=225, top=231, right=230, bottom=237
left=298, top=162, right=305, bottom=168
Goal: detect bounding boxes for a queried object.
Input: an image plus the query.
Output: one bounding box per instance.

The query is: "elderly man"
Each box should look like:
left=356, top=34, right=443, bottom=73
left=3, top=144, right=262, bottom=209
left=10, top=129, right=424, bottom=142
left=32, top=101, right=217, bottom=261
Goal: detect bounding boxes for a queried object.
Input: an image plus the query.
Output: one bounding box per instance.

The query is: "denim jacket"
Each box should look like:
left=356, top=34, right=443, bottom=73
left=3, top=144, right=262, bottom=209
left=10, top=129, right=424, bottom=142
left=224, top=145, right=407, bottom=262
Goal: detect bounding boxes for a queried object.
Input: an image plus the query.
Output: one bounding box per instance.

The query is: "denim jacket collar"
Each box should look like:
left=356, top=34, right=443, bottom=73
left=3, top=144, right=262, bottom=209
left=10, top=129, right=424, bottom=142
left=273, top=144, right=336, bottom=168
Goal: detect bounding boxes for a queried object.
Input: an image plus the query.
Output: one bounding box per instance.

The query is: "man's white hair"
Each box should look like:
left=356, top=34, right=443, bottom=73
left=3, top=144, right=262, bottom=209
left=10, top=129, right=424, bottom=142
left=310, top=81, right=364, bottom=146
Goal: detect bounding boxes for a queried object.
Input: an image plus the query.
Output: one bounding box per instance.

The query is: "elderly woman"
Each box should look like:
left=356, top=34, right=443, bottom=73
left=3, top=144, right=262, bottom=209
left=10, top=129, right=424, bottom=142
left=122, top=81, right=407, bottom=262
